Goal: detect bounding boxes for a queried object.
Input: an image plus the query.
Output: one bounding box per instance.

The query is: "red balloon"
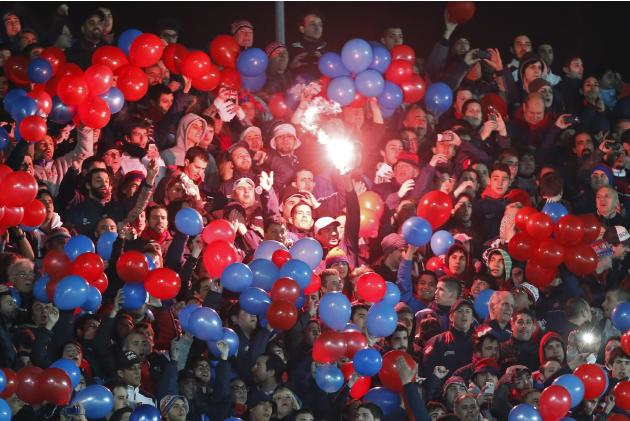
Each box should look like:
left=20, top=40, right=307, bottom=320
left=515, top=206, right=538, bottom=232
left=46, top=277, right=61, bottom=301
left=480, top=92, right=508, bottom=119
left=359, top=191, right=385, bottom=218
left=191, top=64, right=221, bottom=91
left=579, top=214, right=602, bottom=244
left=574, top=363, right=607, bottom=400
left=526, top=212, right=554, bottom=240
left=533, top=238, right=565, bottom=268
left=0, top=165, right=11, bottom=184
left=180, top=51, right=212, bottom=79
left=340, top=361, right=354, bottom=380
left=344, top=330, right=368, bottom=358
left=271, top=277, right=301, bottom=303
left=19, top=115, right=47, bottom=142
left=39, top=367, right=72, bottom=406
left=162, top=43, right=189, bottom=74
left=77, top=96, right=111, bottom=129
left=390, top=45, right=416, bottom=63
left=304, top=272, right=321, bottom=295
left=555, top=214, right=584, bottom=246
left=614, top=381, right=630, bottom=411
left=539, top=384, right=571, bottom=421
left=446, top=1, right=476, bottom=23
left=608, top=415, right=630, bottom=421
left=347, top=91, right=368, bottom=109
left=312, top=330, right=347, bottom=363
left=209, top=35, right=240, bottom=68
left=21, top=199, right=46, bottom=227
left=16, top=365, right=43, bottom=404
left=272, top=249, right=292, bottom=268
left=525, top=261, right=556, bottom=288
left=0, top=368, right=18, bottom=399
left=508, top=231, right=538, bottom=261
left=384, top=59, right=414, bottom=85
left=564, top=244, right=598, bottom=276
left=203, top=240, right=238, bottom=278
left=43, top=251, right=72, bottom=280
left=622, top=331, right=630, bottom=355
left=5, top=55, right=29, bottom=85
left=401, top=74, right=426, bottom=104
left=4, top=171, right=38, bottom=207
left=379, top=350, right=417, bottom=392
left=90, top=271, right=109, bottom=293
left=84, top=64, right=114, bottom=95
left=40, top=47, right=66, bottom=75
left=57, top=74, right=89, bottom=106
left=202, top=219, right=236, bottom=244
left=359, top=209, right=379, bottom=238
left=425, top=256, right=444, bottom=271
left=116, top=250, right=149, bottom=283
left=145, top=268, right=181, bottom=300
left=0, top=206, right=23, bottom=228
left=220, top=68, right=242, bottom=89
left=356, top=272, right=387, bottom=302
left=115, top=65, right=149, bottom=101
left=269, top=93, right=289, bottom=119
left=28, top=87, right=53, bottom=115
left=129, top=33, right=165, bottom=68
left=266, top=300, right=298, bottom=330
left=92, top=45, right=130, bottom=72
left=350, top=376, right=371, bottom=399
left=57, top=63, right=84, bottom=78
left=417, top=191, right=453, bottom=230
left=71, top=252, right=104, bottom=283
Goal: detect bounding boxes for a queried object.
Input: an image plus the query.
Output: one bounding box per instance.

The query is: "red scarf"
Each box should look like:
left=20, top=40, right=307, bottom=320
left=140, top=228, right=172, bottom=244
left=481, top=185, right=506, bottom=200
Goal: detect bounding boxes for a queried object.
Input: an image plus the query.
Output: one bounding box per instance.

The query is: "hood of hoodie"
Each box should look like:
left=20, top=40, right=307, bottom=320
left=538, top=331, right=566, bottom=365
left=482, top=247, right=512, bottom=282
left=166, top=113, right=207, bottom=166
left=518, top=52, right=548, bottom=87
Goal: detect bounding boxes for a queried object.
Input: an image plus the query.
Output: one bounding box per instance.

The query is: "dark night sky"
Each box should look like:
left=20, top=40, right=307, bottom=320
left=12, top=2, right=630, bottom=78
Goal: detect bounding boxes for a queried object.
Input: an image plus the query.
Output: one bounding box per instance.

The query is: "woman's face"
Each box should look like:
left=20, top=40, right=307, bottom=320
left=166, top=182, right=186, bottom=203
left=454, top=196, right=473, bottom=222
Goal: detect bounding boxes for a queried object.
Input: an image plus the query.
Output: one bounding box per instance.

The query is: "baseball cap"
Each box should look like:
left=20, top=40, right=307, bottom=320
left=515, top=282, right=540, bottom=304
left=604, top=225, right=630, bottom=246
left=395, top=151, right=420, bottom=167
left=233, top=178, right=255, bottom=191
left=314, top=217, right=340, bottom=235
left=473, top=358, right=499, bottom=376
left=230, top=19, right=254, bottom=35
left=442, top=376, right=467, bottom=397
left=44, top=227, right=71, bottom=243
left=117, top=350, right=141, bottom=370
left=450, top=298, right=474, bottom=314
left=240, top=126, right=262, bottom=142
left=160, top=395, right=189, bottom=416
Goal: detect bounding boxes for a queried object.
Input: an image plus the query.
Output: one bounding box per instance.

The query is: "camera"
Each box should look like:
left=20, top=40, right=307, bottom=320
left=563, top=115, right=581, bottom=125
left=474, top=50, right=491, bottom=60
left=604, top=140, right=622, bottom=152
left=487, top=105, right=498, bottom=121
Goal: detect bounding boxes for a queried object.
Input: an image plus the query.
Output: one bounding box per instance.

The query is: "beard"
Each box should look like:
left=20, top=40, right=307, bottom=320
left=91, top=186, right=111, bottom=201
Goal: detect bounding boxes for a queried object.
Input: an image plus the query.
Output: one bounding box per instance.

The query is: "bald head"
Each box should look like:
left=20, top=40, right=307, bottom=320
left=523, top=93, right=545, bottom=125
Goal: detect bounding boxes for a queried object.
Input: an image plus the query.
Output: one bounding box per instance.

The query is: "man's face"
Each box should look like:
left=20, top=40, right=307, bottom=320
left=591, top=170, right=610, bottom=191
left=403, top=108, right=428, bottom=131
left=566, top=58, right=584, bottom=79
left=612, top=242, right=629, bottom=260
left=184, top=157, right=208, bottom=183
left=489, top=170, right=510, bottom=197
left=573, top=133, right=594, bottom=158
left=382, top=28, right=403, bottom=50
left=244, top=131, right=263, bottom=151
left=480, top=337, right=500, bottom=359
left=291, top=204, right=314, bottom=231
left=160, top=29, right=178, bottom=45
left=295, top=170, right=315, bottom=192
left=512, top=313, right=535, bottom=341
left=381, top=139, right=403, bottom=165
left=119, top=363, right=142, bottom=387
left=276, top=133, right=297, bottom=155
left=186, top=120, right=205, bottom=148
left=0, top=295, right=17, bottom=322
left=500, top=154, right=519, bottom=181
left=455, top=397, right=480, bottom=421
left=236, top=310, right=257, bottom=333
left=523, top=98, right=545, bottom=125
left=82, top=15, right=104, bottom=42
left=234, top=184, right=256, bottom=208
left=251, top=356, right=270, bottom=384
left=352, top=308, right=368, bottom=329
left=89, top=172, right=112, bottom=201
left=513, top=35, right=532, bottom=60
left=231, top=380, right=247, bottom=404
left=234, top=27, right=254, bottom=48
left=415, top=274, right=437, bottom=301
left=112, top=386, right=129, bottom=411
left=78, top=318, right=100, bottom=341
left=166, top=399, right=187, bottom=421
left=446, top=385, right=467, bottom=407
left=393, top=161, right=418, bottom=185
left=301, top=14, right=323, bottom=41
left=610, top=356, right=630, bottom=380
left=295, top=414, right=315, bottom=421
left=450, top=306, right=473, bottom=332
left=514, top=369, right=534, bottom=390
left=537, top=44, right=554, bottom=66
left=433, top=139, right=457, bottom=160
left=194, top=360, right=212, bottom=384
left=231, top=147, right=252, bottom=172
left=544, top=340, right=564, bottom=362
left=96, top=218, right=117, bottom=237
left=448, top=251, right=467, bottom=275
left=265, top=222, right=287, bottom=244
left=158, top=93, right=174, bottom=114
left=602, top=291, right=621, bottom=318
left=3, top=13, right=21, bottom=37
left=148, top=208, right=168, bottom=234
left=322, top=273, right=342, bottom=293
left=389, top=329, right=409, bottom=351
left=435, top=281, right=455, bottom=306
left=62, top=343, right=83, bottom=366
left=463, top=102, right=482, bottom=128
left=269, top=48, right=289, bottom=73
left=355, top=408, right=378, bottom=421
left=455, top=90, right=473, bottom=114
left=596, top=187, right=618, bottom=216
left=452, top=38, right=470, bottom=56
left=102, top=149, right=122, bottom=171
left=128, top=127, right=149, bottom=149
left=491, top=293, right=514, bottom=324
left=35, top=136, right=54, bottom=161
left=316, top=225, right=340, bottom=248
left=304, top=321, right=321, bottom=344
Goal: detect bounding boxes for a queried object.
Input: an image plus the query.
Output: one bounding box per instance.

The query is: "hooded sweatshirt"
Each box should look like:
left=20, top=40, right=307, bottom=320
left=161, top=113, right=208, bottom=167
left=538, top=331, right=567, bottom=365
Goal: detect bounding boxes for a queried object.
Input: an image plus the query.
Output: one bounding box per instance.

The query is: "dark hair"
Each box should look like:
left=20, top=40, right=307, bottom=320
left=125, top=119, right=151, bottom=137
left=148, top=84, right=173, bottom=103
left=538, top=171, right=564, bottom=198
left=261, top=353, right=286, bottom=383
left=299, top=9, right=324, bottom=26
left=185, top=146, right=209, bottom=163
left=427, top=401, right=448, bottom=413
left=490, top=162, right=511, bottom=178
left=109, top=408, right=133, bottom=421
left=461, top=98, right=482, bottom=115
left=497, top=148, right=519, bottom=162
left=291, top=409, right=315, bottom=421
left=75, top=314, right=100, bottom=334
left=82, top=156, right=105, bottom=172
left=511, top=308, right=536, bottom=323
left=438, top=276, right=462, bottom=298
left=356, top=402, right=384, bottom=420
left=87, top=168, right=109, bottom=184
left=606, top=347, right=629, bottom=367
left=264, top=215, right=286, bottom=232
left=146, top=204, right=168, bottom=220
left=413, top=270, right=438, bottom=295
left=473, top=332, right=499, bottom=354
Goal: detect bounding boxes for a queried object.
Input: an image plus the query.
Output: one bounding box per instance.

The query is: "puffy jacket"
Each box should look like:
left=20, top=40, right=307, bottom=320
left=422, top=326, right=473, bottom=377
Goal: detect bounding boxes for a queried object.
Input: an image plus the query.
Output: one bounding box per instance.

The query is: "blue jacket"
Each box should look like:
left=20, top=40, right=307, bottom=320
left=397, top=259, right=426, bottom=313
left=422, top=326, right=473, bottom=378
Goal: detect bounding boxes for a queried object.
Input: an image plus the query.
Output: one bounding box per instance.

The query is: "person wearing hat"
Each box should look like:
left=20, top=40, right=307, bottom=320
left=240, top=126, right=268, bottom=166
left=501, top=309, right=540, bottom=371
left=491, top=364, right=534, bottom=419
left=231, top=19, right=254, bottom=49
left=453, top=325, right=502, bottom=383
left=267, top=123, right=301, bottom=192
left=65, top=8, right=106, bottom=69
left=373, top=150, right=422, bottom=210
left=219, top=141, right=257, bottom=197
left=374, top=233, right=408, bottom=283
left=159, top=395, right=188, bottom=421
left=482, top=247, right=512, bottom=291
left=600, top=225, right=630, bottom=288
left=115, top=350, right=155, bottom=407
left=263, top=41, right=291, bottom=96
left=511, top=282, right=539, bottom=312
left=440, top=376, right=469, bottom=411
left=247, top=389, right=274, bottom=421
left=453, top=392, right=483, bottom=421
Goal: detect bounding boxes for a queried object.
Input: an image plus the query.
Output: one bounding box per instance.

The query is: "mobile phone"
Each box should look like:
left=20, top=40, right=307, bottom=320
left=483, top=381, right=495, bottom=395
left=563, top=115, right=580, bottom=125
left=474, top=50, right=491, bottom=60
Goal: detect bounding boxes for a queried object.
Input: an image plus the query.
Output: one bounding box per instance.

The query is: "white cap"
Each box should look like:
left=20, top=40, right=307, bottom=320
left=270, top=123, right=301, bottom=150
left=313, top=217, right=340, bottom=235
left=518, top=282, right=540, bottom=303
left=232, top=177, right=255, bottom=190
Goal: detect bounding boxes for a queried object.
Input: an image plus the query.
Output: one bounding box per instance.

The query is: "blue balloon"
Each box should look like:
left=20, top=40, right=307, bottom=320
left=239, top=287, right=271, bottom=316
left=178, top=303, right=201, bottom=332
left=401, top=216, right=432, bottom=247
left=368, top=42, right=392, bottom=73
left=278, top=259, right=312, bottom=289
left=314, top=363, right=344, bottom=393
left=344, top=322, right=361, bottom=332
left=295, top=294, right=306, bottom=309
left=54, top=275, right=89, bottom=310
left=145, top=253, right=157, bottom=271
left=430, top=230, right=454, bottom=255
left=3, top=88, right=27, bottom=115
left=319, top=292, right=351, bottom=331
left=253, top=240, right=288, bottom=260
left=100, top=87, right=125, bottom=114
left=221, top=263, right=253, bottom=293
left=225, top=418, right=244, bottom=421
left=71, top=385, right=114, bottom=419
left=189, top=307, right=223, bottom=341
left=0, top=371, right=5, bottom=394
left=353, top=348, right=383, bottom=376
left=355, top=69, right=385, bottom=97
left=0, top=127, right=8, bottom=150
left=0, top=399, right=10, bottom=421
left=28, top=58, right=53, bottom=84
left=290, top=237, right=323, bottom=270
left=341, top=38, right=373, bottom=74
left=367, top=302, right=397, bottom=337
left=81, top=285, right=102, bottom=312
left=237, top=48, right=269, bottom=77
left=51, top=358, right=81, bottom=388
left=96, top=231, right=118, bottom=260
left=130, top=404, right=160, bottom=421
left=241, top=73, right=267, bottom=92
left=284, top=87, right=301, bottom=110
left=11, top=95, right=38, bottom=121
left=377, top=81, right=403, bottom=109
left=13, top=124, right=21, bottom=142
left=175, top=207, right=203, bottom=236
left=364, top=387, right=401, bottom=417
left=552, top=374, right=584, bottom=408
left=327, top=76, right=356, bottom=107
left=424, top=82, right=453, bottom=117
left=612, top=301, right=630, bottom=332
left=122, top=283, right=148, bottom=310
left=49, top=96, right=76, bottom=124
left=318, top=52, right=351, bottom=78
left=382, top=282, right=401, bottom=306
left=508, top=403, right=542, bottom=421
left=474, top=289, right=495, bottom=320
left=379, top=105, right=396, bottom=118
left=118, top=29, right=142, bottom=55
left=64, top=235, right=95, bottom=261
left=34, top=275, right=51, bottom=303
left=208, top=327, right=240, bottom=358
left=249, top=259, right=279, bottom=291
left=542, top=202, right=568, bottom=224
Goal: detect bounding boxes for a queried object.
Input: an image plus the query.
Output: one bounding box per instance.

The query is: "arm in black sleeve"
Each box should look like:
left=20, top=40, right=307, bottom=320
left=344, top=187, right=361, bottom=267
left=208, top=360, right=232, bottom=420
left=7, top=140, right=29, bottom=170
left=176, top=255, right=200, bottom=301
left=56, top=167, right=80, bottom=212
left=164, top=231, right=189, bottom=272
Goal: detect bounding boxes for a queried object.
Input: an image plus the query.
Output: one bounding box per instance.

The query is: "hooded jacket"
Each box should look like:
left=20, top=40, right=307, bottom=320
left=161, top=113, right=208, bottom=167
left=538, top=331, right=567, bottom=365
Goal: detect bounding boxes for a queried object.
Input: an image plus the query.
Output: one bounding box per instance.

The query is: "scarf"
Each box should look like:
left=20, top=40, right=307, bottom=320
left=140, top=228, right=172, bottom=244
left=481, top=185, right=505, bottom=200
left=123, top=142, right=147, bottom=159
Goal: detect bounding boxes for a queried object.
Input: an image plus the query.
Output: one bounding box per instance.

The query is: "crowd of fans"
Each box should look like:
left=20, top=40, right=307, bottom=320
left=0, top=3, right=629, bottom=421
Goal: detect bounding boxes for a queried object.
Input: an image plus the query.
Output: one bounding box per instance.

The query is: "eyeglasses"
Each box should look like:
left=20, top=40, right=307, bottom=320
left=13, top=272, right=35, bottom=280
left=231, top=385, right=248, bottom=392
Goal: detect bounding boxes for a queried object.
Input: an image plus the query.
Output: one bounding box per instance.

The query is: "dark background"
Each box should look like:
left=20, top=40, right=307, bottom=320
left=10, top=2, right=630, bottom=78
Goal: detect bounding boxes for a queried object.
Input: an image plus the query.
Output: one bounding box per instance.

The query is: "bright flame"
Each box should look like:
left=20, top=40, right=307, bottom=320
left=580, top=332, right=595, bottom=345
left=325, top=136, right=355, bottom=175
